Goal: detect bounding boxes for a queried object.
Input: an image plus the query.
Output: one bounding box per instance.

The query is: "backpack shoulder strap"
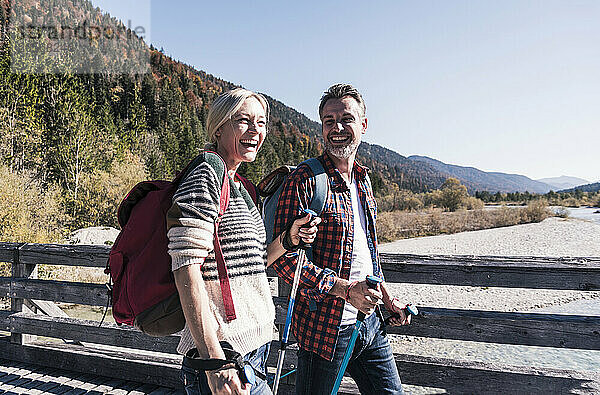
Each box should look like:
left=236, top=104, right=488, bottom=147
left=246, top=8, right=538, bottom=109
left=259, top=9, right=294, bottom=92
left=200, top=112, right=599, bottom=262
left=236, top=173, right=259, bottom=207
left=301, top=158, right=329, bottom=266
left=303, top=158, right=329, bottom=216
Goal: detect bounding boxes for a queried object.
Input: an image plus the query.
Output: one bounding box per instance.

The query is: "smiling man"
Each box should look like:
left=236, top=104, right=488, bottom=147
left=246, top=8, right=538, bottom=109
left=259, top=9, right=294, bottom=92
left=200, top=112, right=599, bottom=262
left=271, top=84, right=411, bottom=394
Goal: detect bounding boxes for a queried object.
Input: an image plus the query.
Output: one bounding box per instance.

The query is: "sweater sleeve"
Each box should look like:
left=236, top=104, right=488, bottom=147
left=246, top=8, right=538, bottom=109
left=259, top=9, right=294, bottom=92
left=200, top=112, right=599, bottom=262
left=167, top=162, right=221, bottom=271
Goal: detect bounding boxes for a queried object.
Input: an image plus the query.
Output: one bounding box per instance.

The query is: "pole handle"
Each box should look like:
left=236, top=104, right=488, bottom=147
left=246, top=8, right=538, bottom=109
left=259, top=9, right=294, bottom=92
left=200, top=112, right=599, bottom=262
left=283, top=208, right=318, bottom=250
left=356, top=275, right=383, bottom=321
left=384, top=304, right=419, bottom=325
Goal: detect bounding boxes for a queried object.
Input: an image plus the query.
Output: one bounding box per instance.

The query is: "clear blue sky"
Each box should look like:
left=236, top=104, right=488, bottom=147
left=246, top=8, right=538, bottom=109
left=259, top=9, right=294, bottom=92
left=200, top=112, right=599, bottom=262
left=95, top=0, right=600, bottom=182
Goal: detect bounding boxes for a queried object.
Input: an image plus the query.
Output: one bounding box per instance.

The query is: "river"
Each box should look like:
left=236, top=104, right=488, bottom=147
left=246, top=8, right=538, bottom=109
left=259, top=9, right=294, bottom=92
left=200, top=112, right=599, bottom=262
left=554, top=206, right=600, bottom=225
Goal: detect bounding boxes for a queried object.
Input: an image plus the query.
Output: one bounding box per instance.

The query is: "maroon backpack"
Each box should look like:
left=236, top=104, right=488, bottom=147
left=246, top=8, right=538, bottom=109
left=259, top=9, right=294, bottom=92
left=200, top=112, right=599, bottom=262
left=106, top=151, right=238, bottom=336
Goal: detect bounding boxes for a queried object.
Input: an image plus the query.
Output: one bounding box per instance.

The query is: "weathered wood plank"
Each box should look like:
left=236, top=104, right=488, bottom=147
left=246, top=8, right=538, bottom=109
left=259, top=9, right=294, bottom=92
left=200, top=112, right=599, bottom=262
left=0, top=339, right=183, bottom=389
left=386, top=307, right=600, bottom=350
left=9, top=278, right=108, bottom=306
left=381, top=253, right=600, bottom=266
left=264, top=341, right=599, bottom=393
left=0, top=310, right=10, bottom=331
left=18, top=243, right=110, bottom=268
left=380, top=254, right=600, bottom=290
left=273, top=299, right=600, bottom=350
left=28, top=299, right=69, bottom=318
left=11, top=251, right=38, bottom=345
left=0, top=276, right=9, bottom=295
left=395, top=353, right=600, bottom=393
left=0, top=242, right=24, bottom=263
left=8, top=312, right=180, bottom=354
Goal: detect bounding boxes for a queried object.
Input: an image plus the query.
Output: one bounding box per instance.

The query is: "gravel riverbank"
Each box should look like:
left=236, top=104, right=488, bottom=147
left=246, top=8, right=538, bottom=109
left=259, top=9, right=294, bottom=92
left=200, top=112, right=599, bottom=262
left=380, top=217, right=600, bottom=257
left=379, top=217, right=600, bottom=393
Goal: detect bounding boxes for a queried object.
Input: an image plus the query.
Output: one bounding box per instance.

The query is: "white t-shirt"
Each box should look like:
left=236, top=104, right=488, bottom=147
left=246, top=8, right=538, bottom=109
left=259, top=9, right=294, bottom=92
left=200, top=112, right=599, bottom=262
left=340, top=177, right=374, bottom=325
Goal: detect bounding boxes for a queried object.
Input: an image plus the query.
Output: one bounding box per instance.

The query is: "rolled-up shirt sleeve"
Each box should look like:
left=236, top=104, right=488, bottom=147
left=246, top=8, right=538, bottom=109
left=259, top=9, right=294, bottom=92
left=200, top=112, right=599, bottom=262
left=271, top=168, right=337, bottom=302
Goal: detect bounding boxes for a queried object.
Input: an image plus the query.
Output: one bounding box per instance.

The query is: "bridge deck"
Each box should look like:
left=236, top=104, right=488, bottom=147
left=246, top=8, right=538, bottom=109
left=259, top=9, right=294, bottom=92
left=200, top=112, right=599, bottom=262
left=0, top=359, right=183, bottom=395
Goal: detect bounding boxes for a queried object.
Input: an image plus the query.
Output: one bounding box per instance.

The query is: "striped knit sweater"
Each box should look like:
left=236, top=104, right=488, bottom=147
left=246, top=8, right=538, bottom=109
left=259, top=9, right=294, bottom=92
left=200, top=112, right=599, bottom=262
left=167, top=155, right=275, bottom=356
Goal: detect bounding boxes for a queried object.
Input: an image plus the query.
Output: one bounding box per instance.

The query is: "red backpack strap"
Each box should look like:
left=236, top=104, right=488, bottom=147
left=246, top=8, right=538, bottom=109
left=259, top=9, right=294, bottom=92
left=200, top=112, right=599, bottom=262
left=236, top=173, right=259, bottom=207
left=210, top=156, right=236, bottom=321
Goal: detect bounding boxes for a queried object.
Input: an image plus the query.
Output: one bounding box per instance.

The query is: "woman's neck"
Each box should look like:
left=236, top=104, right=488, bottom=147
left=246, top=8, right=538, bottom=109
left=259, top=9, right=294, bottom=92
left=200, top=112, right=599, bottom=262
left=215, top=146, right=241, bottom=180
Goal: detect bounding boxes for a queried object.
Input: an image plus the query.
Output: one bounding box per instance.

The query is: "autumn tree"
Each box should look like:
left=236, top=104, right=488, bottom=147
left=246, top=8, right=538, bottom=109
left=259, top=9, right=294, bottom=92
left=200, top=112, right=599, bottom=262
left=438, top=177, right=469, bottom=211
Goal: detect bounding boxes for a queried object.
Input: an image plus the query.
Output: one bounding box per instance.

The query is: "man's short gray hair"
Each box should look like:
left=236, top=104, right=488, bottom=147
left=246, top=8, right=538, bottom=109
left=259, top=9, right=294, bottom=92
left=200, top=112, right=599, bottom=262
left=318, top=83, right=366, bottom=119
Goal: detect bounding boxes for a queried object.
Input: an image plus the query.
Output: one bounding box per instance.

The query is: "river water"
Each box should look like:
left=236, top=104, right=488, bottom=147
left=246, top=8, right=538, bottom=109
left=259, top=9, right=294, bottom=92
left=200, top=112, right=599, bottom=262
left=554, top=206, right=600, bottom=225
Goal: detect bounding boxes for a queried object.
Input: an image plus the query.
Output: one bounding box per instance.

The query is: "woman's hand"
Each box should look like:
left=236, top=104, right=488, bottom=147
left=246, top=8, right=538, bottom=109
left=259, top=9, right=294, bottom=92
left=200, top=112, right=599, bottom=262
left=286, top=212, right=322, bottom=248
left=206, top=366, right=250, bottom=395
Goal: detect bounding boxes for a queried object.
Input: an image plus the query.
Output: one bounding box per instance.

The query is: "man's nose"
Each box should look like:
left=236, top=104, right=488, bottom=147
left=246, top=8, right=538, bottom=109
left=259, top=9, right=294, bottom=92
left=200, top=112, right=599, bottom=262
left=335, top=122, right=344, bottom=132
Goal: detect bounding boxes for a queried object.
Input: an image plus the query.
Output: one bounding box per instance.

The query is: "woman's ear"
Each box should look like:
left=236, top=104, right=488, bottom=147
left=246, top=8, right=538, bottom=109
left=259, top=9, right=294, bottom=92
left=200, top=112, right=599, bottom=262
left=215, top=128, right=221, bottom=137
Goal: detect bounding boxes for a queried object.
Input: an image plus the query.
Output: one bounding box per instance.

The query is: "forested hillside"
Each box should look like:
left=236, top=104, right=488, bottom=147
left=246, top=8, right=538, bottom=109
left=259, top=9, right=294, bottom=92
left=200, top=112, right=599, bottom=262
left=0, top=0, right=452, bottom=237
left=409, top=155, right=554, bottom=193
left=559, top=182, right=600, bottom=193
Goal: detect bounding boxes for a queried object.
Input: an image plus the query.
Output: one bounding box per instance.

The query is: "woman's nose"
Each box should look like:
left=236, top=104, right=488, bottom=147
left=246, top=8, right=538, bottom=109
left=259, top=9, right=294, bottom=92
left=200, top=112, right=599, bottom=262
left=247, top=122, right=259, bottom=133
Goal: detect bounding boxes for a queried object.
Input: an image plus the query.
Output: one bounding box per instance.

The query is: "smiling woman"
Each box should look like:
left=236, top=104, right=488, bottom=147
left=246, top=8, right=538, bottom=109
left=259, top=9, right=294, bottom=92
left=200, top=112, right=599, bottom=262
left=166, top=88, right=320, bottom=395
left=213, top=95, right=268, bottom=174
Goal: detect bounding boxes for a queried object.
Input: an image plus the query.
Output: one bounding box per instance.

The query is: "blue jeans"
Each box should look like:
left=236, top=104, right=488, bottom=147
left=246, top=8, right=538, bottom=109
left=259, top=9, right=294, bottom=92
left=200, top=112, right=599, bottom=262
left=296, top=312, right=403, bottom=395
left=180, top=342, right=272, bottom=395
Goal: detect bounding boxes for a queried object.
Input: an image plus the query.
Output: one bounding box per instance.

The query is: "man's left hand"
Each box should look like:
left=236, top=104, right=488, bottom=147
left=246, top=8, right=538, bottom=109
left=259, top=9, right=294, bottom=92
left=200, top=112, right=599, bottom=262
left=385, top=298, right=411, bottom=326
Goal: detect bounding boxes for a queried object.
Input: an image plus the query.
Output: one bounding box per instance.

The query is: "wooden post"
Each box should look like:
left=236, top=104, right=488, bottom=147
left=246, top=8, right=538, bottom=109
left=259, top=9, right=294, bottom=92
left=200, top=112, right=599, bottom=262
left=10, top=243, right=37, bottom=345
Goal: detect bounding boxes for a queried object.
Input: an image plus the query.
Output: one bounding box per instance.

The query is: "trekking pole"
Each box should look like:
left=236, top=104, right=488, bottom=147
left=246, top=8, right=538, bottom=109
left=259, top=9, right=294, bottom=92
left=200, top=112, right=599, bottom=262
left=330, top=275, right=382, bottom=395
left=272, top=208, right=318, bottom=395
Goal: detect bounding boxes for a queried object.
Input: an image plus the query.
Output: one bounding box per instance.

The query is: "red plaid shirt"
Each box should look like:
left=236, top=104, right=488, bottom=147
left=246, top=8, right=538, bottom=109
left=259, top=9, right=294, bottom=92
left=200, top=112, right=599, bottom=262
left=271, top=153, right=383, bottom=361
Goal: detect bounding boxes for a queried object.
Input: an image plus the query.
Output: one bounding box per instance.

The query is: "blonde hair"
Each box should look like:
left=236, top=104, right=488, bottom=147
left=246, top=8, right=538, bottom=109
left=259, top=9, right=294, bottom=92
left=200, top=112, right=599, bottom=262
left=206, top=88, right=269, bottom=146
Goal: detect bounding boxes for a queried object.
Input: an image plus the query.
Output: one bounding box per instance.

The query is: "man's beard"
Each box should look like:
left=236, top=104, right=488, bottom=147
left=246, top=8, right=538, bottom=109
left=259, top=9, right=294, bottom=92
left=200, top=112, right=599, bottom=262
left=325, top=136, right=360, bottom=160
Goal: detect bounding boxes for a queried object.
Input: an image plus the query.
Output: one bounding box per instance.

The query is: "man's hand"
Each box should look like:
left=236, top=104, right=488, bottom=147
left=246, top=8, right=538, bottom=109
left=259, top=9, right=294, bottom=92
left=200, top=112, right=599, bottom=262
left=206, top=366, right=250, bottom=395
left=385, top=298, right=412, bottom=326
left=346, top=279, right=383, bottom=315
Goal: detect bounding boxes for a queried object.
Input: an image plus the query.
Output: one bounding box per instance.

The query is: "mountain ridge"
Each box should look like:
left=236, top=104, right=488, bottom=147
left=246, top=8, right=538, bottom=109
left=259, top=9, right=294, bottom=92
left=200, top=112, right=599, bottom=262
left=537, top=176, right=590, bottom=191
left=558, top=182, right=600, bottom=193
left=408, top=155, right=554, bottom=193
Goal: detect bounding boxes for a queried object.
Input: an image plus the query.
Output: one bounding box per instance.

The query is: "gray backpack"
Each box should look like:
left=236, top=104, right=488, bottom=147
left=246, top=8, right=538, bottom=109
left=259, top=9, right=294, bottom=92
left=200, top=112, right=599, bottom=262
left=257, top=158, right=329, bottom=245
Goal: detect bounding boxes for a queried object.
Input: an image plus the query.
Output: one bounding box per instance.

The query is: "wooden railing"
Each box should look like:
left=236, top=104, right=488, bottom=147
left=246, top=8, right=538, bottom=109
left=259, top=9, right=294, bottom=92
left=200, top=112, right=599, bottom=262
left=1, top=243, right=599, bottom=393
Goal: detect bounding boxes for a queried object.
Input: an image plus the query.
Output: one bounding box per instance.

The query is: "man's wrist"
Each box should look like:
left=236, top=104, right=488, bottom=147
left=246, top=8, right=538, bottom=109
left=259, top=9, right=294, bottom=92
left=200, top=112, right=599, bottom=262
left=329, top=277, right=348, bottom=299
left=206, top=363, right=236, bottom=374
left=384, top=297, right=398, bottom=310
left=345, top=281, right=359, bottom=301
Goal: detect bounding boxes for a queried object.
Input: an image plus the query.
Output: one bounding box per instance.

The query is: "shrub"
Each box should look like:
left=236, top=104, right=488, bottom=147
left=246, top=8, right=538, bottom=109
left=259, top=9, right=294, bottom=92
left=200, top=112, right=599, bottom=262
left=437, top=178, right=469, bottom=211
left=0, top=166, right=67, bottom=243
left=553, top=207, right=570, bottom=218
left=396, top=190, right=424, bottom=211
left=464, top=196, right=484, bottom=210
left=75, top=152, right=147, bottom=229
left=0, top=166, right=67, bottom=276
left=520, top=199, right=551, bottom=223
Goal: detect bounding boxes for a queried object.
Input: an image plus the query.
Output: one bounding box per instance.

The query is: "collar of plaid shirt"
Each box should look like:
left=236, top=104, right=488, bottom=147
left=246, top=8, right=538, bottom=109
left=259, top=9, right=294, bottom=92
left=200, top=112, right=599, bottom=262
left=271, top=152, right=383, bottom=361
